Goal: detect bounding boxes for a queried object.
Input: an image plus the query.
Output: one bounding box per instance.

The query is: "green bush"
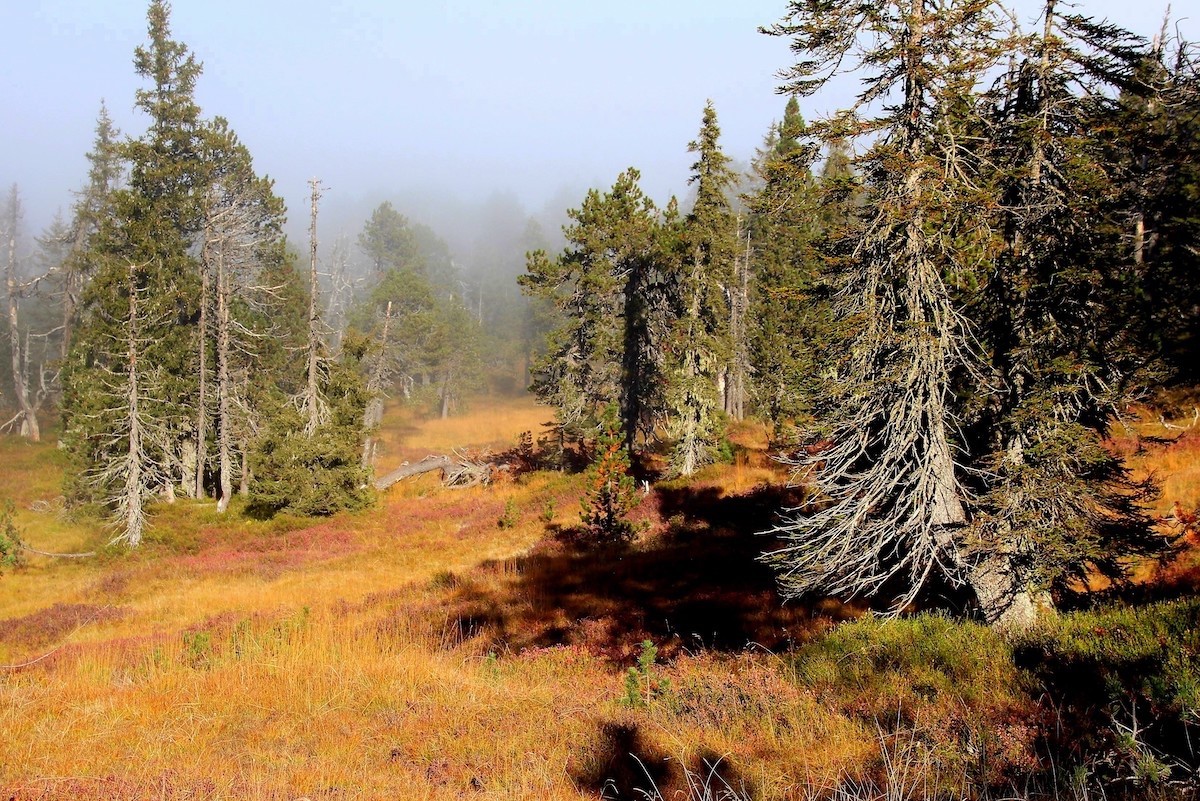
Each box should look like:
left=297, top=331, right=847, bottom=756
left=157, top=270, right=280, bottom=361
left=0, top=500, right=25, bottom=573
left=1012, top=599, right=1200, bottom=792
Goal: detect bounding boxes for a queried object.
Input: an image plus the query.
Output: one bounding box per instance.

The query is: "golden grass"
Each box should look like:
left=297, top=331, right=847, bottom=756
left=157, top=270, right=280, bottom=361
left=0, top=395, right=869, bottom=799
left=4, top=396, right=1195, bottom=799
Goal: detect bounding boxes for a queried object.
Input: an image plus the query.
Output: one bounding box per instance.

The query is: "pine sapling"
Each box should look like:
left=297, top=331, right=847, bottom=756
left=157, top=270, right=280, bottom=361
left=580, top=405, right=639, bottom=544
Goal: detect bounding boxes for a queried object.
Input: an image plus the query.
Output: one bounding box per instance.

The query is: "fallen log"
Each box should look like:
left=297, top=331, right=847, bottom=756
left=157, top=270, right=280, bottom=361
left=20, top=544, right=96, bottom=559
left=374, top=449, right=513, bottom=491
left=373, top=455, right=455, bottom=490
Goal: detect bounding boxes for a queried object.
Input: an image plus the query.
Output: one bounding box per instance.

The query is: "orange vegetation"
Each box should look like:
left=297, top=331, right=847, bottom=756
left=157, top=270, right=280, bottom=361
left=0, top=397, right=1196, bottom=799
left=0, top=396, right=872, bottom=800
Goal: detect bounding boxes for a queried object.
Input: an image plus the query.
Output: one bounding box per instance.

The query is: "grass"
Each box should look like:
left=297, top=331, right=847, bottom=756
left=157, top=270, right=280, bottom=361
left=1, top=397, right=1199, bottom=799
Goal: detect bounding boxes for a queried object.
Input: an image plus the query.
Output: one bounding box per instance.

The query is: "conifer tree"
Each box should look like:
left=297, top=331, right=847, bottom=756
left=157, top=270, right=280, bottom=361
left=64, top=0, right=206, bottom=539
left=667, top=101, right=737, bottom=476
left=58, top=102, right=122, bottom=364
left=1105, top=25, right=1200, bottom=381
left=762, top=0, right=1005, bottom=615
left=745, top=96, right=827, bottom=430
left=520, top=169, right=663, bottom=451
left=966, top=0, right=1166, bottom=621
left=197, top=117, right=290, bottom=511
left=579, top=404, right=639, bottom=543
left=359, top=201, right=422, bottom=276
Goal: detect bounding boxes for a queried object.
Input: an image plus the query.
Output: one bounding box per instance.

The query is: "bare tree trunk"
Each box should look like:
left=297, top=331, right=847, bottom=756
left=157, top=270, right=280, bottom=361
left=676, top=258, right=705, bottom=477
left=302, top=178, right=325, bottom=436
left=61, top=224, right=88, bottom=363
left=361, top=300, right=393, bottom=469
left=440, top=370, right=453, bottom=420
left=193, top=223, right=210, bottom=500
left=725, top=218, right=751, bottom=421
left=4, top=189, right=39, bottom=442
left=325, top=235, right=353, bottom=354
left=239, top=439, right=250, bottom=496
left=123, top=261, right=146, bottom=548
left=216, top=240, right=234, bottom=513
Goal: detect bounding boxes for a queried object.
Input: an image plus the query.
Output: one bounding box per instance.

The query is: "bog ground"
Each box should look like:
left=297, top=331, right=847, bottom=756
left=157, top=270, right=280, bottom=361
left=1, top=395, right=1198, bottom=800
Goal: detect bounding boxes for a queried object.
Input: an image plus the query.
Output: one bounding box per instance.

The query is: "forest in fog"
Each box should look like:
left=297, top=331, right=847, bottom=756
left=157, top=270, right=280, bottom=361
left=1, top=0, right=1198, bottom=628
left=4, top=1, right=1200, bottom=799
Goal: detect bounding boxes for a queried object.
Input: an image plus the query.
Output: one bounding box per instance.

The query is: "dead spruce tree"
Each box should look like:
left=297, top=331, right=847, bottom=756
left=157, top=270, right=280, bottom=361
left=198, top=118, right=289, bottom=512
left=762, top=0, right=1008, bottom=618
left=300, top=177, right=329, bottom=436
left=3, top=186, right=47, bottom=442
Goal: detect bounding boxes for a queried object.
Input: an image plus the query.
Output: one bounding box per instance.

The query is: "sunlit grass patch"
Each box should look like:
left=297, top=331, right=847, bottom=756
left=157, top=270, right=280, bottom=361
left=2, top=394, right=1199, bottom=799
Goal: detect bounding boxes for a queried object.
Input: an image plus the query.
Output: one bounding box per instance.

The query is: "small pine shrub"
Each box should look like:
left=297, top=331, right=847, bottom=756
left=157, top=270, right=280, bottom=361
left=580, top=405, right=639, bottom=544
left=498, top=498, right=518, bottom=529
left=0, top=500, right=25, bottom=574
left=623, top=639, right=671, bottom=708
left=182, top=630, right=212, bottom=669
left=539, top=498, right=557, bottom=526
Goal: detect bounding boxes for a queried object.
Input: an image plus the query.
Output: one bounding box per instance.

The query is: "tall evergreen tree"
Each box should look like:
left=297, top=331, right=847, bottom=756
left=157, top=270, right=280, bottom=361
left=196, top=117, right=290, bottom=512
left=745, top=97, right=827, bottom=430
left=966, top=0, right=1166, bottom=621
left=1105, top=25, right=1200, bottom=381
left=520, top=169, right=663, bottom=451
left=64, top=0, right=206, bottom=541
left=762, top=0, right=1006, bottom=615
left=666, top=102, right=738, bottom=476
left=359, top=201, right=422, bottom=276
left=57, top=102, right=122, bottom=365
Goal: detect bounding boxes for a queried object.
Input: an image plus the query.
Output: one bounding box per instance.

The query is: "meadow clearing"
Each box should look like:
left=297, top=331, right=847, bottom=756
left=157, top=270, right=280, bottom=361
left=1, top=395, right=1198, bottom=800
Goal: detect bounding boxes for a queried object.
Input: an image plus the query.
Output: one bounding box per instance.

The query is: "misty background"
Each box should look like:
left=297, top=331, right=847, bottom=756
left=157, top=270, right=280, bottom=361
left=2, top=0, right=1192, bottom=285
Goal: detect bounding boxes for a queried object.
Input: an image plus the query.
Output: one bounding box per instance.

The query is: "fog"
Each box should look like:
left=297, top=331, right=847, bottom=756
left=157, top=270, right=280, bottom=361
left=2, top=0, right=1191, bottom=276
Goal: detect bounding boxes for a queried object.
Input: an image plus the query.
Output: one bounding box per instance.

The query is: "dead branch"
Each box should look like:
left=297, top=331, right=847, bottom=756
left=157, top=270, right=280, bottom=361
left=373, top=451, right=506, bottom=491
left=19, top=543, right=96, bottom=559
left=1159, top=407, right=1200, bottom=432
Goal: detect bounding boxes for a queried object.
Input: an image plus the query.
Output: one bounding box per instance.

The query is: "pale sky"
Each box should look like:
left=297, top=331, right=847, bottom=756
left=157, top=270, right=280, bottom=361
left=1, top=0, right=1191, bottom=250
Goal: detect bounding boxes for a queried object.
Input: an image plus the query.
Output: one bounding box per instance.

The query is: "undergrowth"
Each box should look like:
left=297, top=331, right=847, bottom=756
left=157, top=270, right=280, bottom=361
left=0, top=399, right=1198, bottom=799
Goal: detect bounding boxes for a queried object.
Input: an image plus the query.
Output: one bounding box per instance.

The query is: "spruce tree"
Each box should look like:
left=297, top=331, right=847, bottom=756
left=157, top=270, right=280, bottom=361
left=196, top=117, right=290, bottom=511
left=58, top=102, right=122, bottom=364
left=745, top=97, right=827, bottom=430
left=667, top=101, right=737, bottom=476
left=64, top=0, right=206, bottom=541
left=966, top=0, right=1166, bottom=621
left=520, top=169, right=663, bottom=451
left=762, top=0, right=1005, bottom=614
left=579, top=404, right=639, bottom=544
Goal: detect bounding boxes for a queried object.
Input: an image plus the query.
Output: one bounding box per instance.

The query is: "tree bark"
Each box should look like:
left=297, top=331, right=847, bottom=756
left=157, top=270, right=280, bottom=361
left=123, top=261, right=146, bottom=547
left=5, top=190, right=40, bottom=442
left=216, top=239, right=233, bottom=513
left=303, top=178, right=324, bottom=436
left=193, top=219, right=210, bottom=500
left=361, top=300, right=392, bottom=469
left=373, top=455, right=454, bottom=490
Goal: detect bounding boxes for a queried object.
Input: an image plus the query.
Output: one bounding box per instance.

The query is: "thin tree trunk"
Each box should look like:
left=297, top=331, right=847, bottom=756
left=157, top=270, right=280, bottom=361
left=361, top=300, right=393, bottom=469
left=304, top=178, right=324, bottom=436
left=5, top=191, right=39, bottom=442
left=216, top=240, right=233, bottom=513
left=725, top=219, right=751, bottom=421
left=124, top=261, right=145, bottom=548
left=193, top=222, right=210, bottom=500
left=440, top=371, right=453, bottom=420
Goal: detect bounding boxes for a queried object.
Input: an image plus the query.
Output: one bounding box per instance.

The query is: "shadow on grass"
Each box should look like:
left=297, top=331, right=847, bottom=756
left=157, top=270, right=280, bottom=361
left=440, top=483, right=864, bottom=662
left=569, top=719, right=761, bottom=799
